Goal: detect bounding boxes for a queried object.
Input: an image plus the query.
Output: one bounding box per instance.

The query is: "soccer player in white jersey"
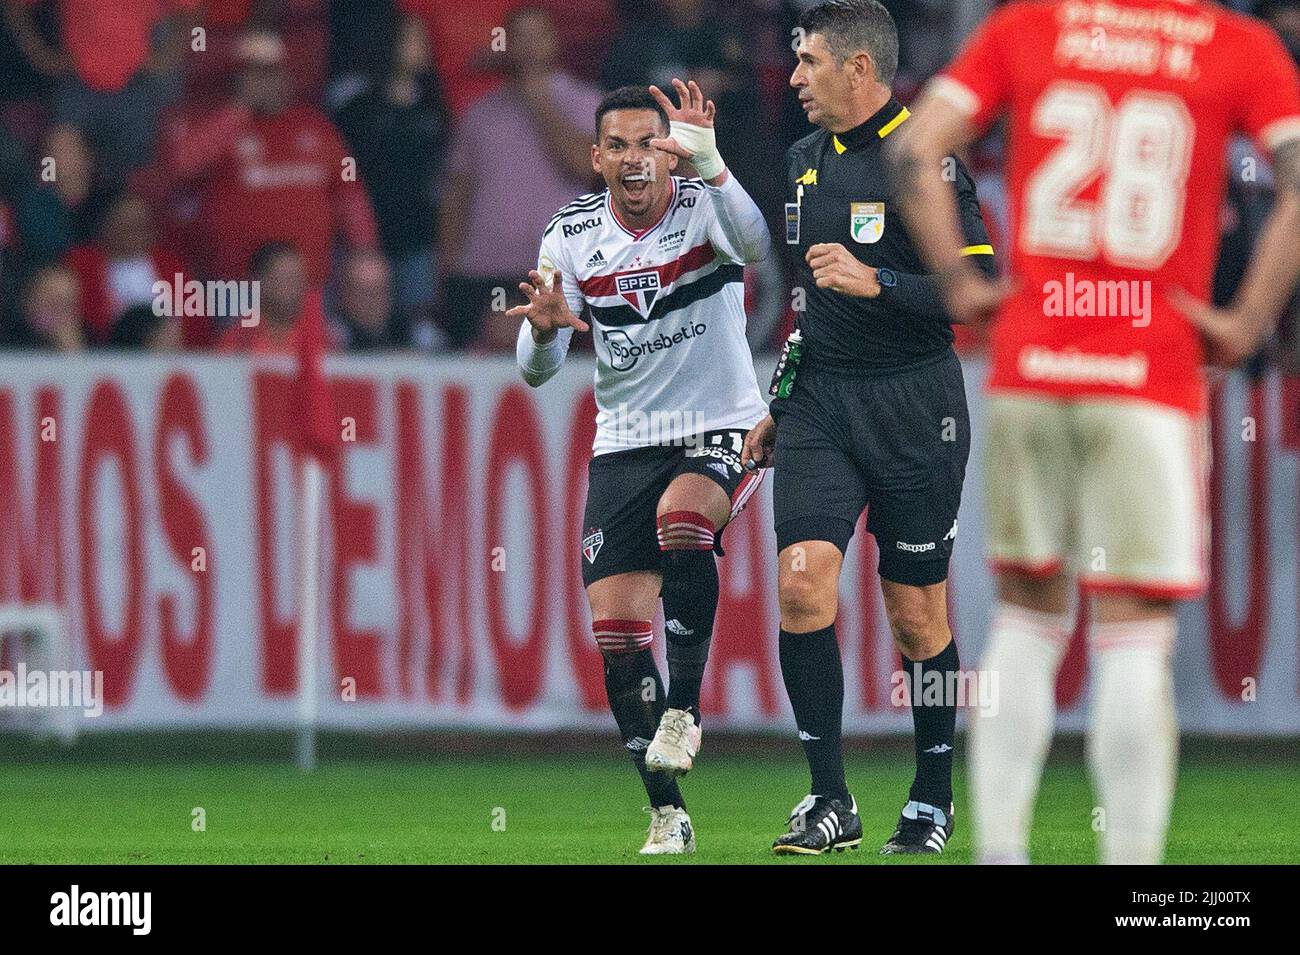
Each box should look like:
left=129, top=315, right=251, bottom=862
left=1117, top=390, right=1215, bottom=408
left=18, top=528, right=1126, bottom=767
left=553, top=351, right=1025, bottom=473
left=510, top=81, right=771, bottom=854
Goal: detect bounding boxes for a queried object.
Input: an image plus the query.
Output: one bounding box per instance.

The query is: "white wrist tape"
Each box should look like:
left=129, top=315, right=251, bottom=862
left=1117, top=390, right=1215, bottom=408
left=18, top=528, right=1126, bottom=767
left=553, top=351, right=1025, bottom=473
left=668, top=120, right=725, bottom=180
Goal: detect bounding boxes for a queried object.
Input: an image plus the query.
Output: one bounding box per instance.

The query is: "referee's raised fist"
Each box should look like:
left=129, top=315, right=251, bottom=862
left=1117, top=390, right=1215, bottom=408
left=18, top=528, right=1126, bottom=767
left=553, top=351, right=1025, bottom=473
left=805, top=243, right=881, bottom=299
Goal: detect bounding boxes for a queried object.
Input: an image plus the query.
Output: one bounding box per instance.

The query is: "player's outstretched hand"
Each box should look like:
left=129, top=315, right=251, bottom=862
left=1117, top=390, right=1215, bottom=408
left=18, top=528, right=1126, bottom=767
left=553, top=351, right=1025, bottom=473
left=806, top=243, right=881, bottom=299
left=506, top=269, right=590, bottom=339
left=648, top=78, right=716, bottom=162
left=648, top=79, right=727, bottom=182
left=742, top=414, right=777, bottom=470
left=1169, top=288, right=1258, bottom=367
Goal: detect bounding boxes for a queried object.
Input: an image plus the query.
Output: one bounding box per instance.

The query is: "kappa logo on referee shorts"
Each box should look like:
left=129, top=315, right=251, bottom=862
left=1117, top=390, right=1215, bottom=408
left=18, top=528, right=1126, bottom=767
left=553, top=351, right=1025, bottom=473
left=897, top=539, right=936, bottom=553
left=583, top=528, right=604, bottom=564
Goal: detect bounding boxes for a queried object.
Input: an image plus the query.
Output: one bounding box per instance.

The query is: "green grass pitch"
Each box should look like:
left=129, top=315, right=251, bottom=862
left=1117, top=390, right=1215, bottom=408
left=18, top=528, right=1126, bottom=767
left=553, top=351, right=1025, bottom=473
left=0, top=737, right=1294, bottom=863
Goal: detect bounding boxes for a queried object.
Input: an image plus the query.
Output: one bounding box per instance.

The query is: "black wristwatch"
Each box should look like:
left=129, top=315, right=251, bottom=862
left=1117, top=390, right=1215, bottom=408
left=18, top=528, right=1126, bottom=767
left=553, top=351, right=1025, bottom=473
left=877, top=267, right=898, bottom=292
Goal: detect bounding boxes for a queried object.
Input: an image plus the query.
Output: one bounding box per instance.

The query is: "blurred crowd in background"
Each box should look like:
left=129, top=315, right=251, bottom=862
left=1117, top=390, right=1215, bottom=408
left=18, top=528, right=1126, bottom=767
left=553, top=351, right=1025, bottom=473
left=0, top=0, right=1296, bottom=364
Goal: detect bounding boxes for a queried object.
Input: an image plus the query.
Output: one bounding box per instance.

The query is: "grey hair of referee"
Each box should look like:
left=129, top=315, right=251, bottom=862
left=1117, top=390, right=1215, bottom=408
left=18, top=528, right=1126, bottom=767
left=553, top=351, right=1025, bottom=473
left=791, top=0, right=898, bottom=134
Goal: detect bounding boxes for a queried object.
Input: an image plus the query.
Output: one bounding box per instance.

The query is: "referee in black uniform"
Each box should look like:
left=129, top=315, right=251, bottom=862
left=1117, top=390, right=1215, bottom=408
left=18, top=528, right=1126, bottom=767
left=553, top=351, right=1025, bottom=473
left=741, top=0, right=996, bottom=855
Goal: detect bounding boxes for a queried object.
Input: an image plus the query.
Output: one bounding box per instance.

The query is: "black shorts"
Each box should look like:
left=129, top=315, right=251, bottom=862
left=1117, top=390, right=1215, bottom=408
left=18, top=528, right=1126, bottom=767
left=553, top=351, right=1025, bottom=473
left=581, top=429, right=763, bottom=588
left=771, top=351, right=970, bottom=587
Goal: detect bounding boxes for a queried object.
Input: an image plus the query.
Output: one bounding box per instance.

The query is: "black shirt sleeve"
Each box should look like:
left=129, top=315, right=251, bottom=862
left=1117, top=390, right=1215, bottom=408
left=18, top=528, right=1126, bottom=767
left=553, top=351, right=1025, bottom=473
left=956, top=160, right=997, bottom=280
left=881, top=157, right=996, bottom=324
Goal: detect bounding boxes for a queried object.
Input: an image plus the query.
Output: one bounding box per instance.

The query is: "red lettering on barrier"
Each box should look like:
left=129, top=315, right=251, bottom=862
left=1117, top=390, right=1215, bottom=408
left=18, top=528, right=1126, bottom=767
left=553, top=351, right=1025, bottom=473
left=854, top=514, right=880, bottom=710
left=395, top=382, right=473, bottom=703
left=155, top=373, right=214, bottom=701
left=79, top=381, right=143, bottom=708
left=563, top=388, right=604, bottom=710
left=1055, top=589, right=1088, bottom=708
left=0, top=388, right=63, bottom=604
left=709, top=494, right=778, bottom=716
left=485, top=385, right=547, bottom=711
left=1207, top=383, right=1270, bottom=700
left=330, top=378, right=381, bottom=698
left=253, top=372, right=297, bottom=692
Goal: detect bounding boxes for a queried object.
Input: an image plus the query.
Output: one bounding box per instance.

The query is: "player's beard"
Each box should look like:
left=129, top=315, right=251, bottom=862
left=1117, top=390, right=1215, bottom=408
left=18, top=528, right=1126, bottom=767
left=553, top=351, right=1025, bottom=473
left=612, top=169, right=666, bottom=223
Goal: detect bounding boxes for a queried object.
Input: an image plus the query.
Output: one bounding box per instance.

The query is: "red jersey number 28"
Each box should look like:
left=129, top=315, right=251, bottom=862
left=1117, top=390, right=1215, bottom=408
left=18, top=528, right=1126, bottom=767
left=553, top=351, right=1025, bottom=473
left=1023, top=81, right=1195, bottom=270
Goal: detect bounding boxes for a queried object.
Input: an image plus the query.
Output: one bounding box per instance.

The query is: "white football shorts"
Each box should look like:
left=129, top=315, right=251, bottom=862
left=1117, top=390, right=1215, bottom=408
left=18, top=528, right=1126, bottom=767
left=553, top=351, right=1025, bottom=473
left=984, top=392, right=1209, bottom=599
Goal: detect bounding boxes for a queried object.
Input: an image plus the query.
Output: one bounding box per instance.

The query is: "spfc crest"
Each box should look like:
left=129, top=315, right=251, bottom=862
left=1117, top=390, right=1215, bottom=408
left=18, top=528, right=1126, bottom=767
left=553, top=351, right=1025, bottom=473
left=583, top=528, right=604, bottom=564
left=616, top=271, right=661, bottom=317
left=850, top=202, right=885, bottom=244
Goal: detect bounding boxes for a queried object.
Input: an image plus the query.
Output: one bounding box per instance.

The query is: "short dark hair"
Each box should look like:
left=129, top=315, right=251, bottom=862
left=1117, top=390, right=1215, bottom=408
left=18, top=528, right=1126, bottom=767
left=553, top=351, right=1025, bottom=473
left=108, top=304, right=169, bottom=349
left=798, top=0, right=899, bottom=86
left=595, top=85, right=670, bottom=141
left=248, top=240, right=300, bottom=277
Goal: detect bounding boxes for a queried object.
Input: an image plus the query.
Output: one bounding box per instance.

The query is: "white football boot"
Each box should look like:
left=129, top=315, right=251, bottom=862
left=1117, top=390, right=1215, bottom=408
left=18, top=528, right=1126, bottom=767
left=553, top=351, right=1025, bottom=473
left=645, top=708, right=702, bottom=777
left=640, top=806, right=696, bottom=855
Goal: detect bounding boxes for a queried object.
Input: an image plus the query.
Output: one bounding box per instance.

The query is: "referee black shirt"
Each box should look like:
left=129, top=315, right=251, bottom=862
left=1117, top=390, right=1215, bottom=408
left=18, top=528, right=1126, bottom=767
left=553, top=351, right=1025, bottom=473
left=784, top=96, right=996, bottom=374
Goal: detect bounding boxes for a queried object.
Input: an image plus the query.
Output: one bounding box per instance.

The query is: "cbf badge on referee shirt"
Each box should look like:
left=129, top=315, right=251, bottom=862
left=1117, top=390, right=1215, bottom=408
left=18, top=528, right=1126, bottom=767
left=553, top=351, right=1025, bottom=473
left=850, top=202, right=885, bottom=244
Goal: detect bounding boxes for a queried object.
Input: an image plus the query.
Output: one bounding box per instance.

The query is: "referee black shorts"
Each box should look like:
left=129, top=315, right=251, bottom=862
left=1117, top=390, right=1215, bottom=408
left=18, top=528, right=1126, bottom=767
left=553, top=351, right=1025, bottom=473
left=771, top=350, right=970, bottom=587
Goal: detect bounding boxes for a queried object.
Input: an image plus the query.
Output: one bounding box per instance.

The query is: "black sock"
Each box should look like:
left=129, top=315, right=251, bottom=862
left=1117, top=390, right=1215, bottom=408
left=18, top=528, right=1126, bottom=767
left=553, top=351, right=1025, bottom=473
left=603, top=649, right=684, bottom=809
left=904, top=638, right=959, bottom=807
left=660, top=548, right=718, bottom=721
left=779, top=625, right=848, bottom=801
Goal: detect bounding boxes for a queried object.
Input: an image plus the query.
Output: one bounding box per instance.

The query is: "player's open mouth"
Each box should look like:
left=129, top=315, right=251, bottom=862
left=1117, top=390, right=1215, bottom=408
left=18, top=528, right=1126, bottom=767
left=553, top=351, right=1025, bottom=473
left=621, top=175, right=651, bottom=199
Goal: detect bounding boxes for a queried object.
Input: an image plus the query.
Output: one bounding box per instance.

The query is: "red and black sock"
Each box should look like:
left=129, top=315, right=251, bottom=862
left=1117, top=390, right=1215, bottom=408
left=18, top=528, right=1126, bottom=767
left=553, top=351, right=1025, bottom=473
left=596, top=619, right=683, bottom=810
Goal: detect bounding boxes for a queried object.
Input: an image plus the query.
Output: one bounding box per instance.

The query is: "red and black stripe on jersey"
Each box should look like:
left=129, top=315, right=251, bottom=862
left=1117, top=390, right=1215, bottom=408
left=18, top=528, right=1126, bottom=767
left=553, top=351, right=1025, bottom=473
left=578, top=241, right=743, bottom=326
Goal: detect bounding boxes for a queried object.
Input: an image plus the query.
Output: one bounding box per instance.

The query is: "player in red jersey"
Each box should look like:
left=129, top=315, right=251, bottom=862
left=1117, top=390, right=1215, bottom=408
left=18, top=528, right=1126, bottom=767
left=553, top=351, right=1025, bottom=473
left=887, top=0, right=1300, bottom=863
